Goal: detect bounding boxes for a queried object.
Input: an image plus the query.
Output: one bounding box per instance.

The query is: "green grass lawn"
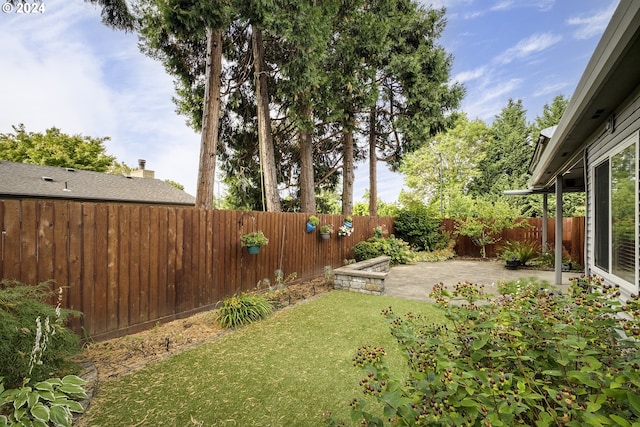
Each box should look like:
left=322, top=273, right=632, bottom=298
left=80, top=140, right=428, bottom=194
left=80, top=291, right=445, bottom=426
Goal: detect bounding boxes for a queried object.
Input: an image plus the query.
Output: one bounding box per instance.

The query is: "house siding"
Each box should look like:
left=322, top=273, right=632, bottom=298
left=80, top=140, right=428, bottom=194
left=586, top=83, right=640, bottom=298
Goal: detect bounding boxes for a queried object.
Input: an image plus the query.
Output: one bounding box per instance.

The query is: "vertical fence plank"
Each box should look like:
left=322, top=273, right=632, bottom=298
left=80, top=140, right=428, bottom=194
left=36, top=201, right=55, bottom=287
left=175, top=208, right=185, bottom=312
left=139, top=206, right=151, bottom=323
left=106, top=204, right=120, bottom=332
left=148, top=206, right=159, bottom=322
left=20, top=200, right=38, bottom=285
left=204, top=209, right=214, bottom=304
left=81, top=204, right=96, bottom=337
left=117, top=205, right=131, bottom=329
left=128, top=205, right=140, bottom=326
left=166, top=207, right=177, bottom=315
left=67, top=203, right=83, bottom=332
left=1, top=200, right=22, bottom=281
left=53, top=202, right=69, bottom=308
left=93, top=204, right=109, bottom=336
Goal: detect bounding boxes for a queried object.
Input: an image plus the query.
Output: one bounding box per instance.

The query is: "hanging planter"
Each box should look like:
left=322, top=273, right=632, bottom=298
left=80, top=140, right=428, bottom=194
left=338, top=216, right=354, bottom=237
left=319, top=224, right=333, bottom=240
left=241, top=230, right=269, bottom=255
left=246, top=245, right=261, bottom=255
left=343, top=215, right=353, bottom=229
left=306, top=215, right=319, bottom=233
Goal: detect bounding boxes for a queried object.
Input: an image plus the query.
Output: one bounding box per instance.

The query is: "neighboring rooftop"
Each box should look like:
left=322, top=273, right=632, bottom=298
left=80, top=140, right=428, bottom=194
left=0, top=161, right=195, bottom=205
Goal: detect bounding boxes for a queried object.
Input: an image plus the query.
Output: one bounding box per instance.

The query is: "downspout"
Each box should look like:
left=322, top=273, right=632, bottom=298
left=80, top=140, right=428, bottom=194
left=555, top=176, right=564, bottom=286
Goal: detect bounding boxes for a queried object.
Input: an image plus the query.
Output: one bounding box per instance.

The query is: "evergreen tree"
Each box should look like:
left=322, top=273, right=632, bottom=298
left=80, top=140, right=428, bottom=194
left=469, top=99, right=531, bottom=199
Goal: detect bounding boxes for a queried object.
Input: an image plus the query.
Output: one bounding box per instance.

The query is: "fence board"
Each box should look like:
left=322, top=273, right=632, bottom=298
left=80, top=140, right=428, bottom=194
left=53, top=203, right=69, bottom=309
left=129, top=205, right=141, bottom=326
left=81, top=204, right=96, bottom=336
left=148, top=206, right=159, bottom=322
left=67, top=203, right=83, bottom=332
left=94, top=204, right=109, bottom=335
left=20, top=201, right=37, bottom=285
left=139, top=206, right=150, bottom=323
left=2, top=200, right=22, bottom=280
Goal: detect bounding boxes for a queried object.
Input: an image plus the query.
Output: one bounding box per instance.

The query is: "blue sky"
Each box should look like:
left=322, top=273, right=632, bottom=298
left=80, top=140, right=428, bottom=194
left=0, top=0, right=619, bottom=203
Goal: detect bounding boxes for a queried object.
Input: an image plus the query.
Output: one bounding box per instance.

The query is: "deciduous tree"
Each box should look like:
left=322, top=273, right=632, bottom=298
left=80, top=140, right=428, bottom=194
left=0, top=124, right=116, bottom=172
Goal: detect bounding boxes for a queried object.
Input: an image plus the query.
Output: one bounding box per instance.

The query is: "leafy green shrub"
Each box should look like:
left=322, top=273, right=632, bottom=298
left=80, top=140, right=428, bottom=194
left=340, top=277, right=640, bottom=426
left=413, top=240, right=457, bottom=262
left=352, top=236, right=414, bottom=265
left=216, top=293, right=273, bottom=328
left=0, top=374, right=87, bottom=427
left=0, top=280, right=81, bottom=389
left=500, top=240, right=540, bottom=265
left=394, top=204, right=449, bottom=251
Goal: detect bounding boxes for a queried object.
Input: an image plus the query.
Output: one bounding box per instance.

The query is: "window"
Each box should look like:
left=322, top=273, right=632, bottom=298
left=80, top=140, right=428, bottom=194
left=592, top=133, right=638, bottom=289
left=594, top=160, right=609, bottom=271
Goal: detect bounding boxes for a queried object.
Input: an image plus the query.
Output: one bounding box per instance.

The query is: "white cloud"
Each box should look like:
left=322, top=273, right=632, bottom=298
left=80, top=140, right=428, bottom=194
left=497, top=32, right=562, bottom=64
left=490, top=1, right=514, bottom=12
left=567, top=1, right=618, bottom=40
left=533, top=82, right=570, bottom=98
left=463, top=78, right=523, bottom=121
left=452, top=66, right=486, bottom=83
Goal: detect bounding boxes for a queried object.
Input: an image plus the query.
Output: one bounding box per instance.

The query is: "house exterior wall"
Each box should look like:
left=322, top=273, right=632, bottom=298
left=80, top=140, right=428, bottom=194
left=586, top=83, right=640, bottom=299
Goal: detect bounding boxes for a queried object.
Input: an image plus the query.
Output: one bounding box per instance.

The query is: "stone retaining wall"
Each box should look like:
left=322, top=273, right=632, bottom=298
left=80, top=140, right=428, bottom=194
left=333, top=256, right=391, bottom=295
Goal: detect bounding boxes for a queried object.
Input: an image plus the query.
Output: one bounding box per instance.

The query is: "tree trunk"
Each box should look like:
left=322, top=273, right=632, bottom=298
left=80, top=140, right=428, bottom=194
left=252, top=24, right=281, bottom=212
left=368, top=109, right=378, bottom=217
left=342, top=129, right=354, bottom=215
left=195, top=28, right=222, bottom=210
left=298, top=103, right=316, bottom=213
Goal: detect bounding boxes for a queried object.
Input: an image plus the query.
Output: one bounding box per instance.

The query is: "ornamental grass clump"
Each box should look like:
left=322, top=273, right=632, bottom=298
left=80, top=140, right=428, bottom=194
left=339, top=276, right=640, bottom=426
left=0, top=280, right=80, bottom=389
left=216, top=293, right=273, bottom=329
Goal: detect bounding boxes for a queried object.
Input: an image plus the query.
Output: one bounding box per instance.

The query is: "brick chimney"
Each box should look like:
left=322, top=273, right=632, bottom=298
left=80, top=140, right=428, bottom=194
left=130, top=158, right=155, bottom=179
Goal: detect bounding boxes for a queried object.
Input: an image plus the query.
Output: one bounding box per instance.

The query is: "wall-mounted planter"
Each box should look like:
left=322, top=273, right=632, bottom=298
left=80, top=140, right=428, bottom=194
left=247, top=245, right=261, bottom=255
left=306, top=222, right=317, bottom=233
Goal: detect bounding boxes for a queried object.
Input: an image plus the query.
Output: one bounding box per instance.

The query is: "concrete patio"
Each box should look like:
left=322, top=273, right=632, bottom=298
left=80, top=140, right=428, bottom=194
left=384, top=259, right=580, bottom=302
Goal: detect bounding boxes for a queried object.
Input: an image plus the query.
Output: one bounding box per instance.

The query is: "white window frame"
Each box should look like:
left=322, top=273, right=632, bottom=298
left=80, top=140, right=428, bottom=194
left=590, top=131, right=639, bottom=296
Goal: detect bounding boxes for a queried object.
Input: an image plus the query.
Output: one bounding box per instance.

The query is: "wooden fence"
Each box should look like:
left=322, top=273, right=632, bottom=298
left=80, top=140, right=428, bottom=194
left=441, top=217, right=585, bottom=266
left=0, top=199, right=394, bottom=340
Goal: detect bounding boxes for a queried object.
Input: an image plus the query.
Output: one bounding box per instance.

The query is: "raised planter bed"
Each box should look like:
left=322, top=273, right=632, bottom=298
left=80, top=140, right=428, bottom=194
left=333, top=256, right=391, bottom=295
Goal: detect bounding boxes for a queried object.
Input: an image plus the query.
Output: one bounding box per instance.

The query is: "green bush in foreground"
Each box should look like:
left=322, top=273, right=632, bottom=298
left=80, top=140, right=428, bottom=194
left=338, top=277, right=640, bottom=426
left=216, top=293, right=273, bottom=328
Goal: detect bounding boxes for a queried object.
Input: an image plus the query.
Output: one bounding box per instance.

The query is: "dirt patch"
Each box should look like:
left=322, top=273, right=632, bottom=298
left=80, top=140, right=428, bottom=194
left=82, top=278, right=333, bottom=384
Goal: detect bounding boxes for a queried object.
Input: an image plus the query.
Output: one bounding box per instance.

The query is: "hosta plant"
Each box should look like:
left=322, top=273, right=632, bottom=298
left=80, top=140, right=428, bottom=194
left=339, top=277, right=640, bottom=426
left=0, top=375, right=87, bottom=427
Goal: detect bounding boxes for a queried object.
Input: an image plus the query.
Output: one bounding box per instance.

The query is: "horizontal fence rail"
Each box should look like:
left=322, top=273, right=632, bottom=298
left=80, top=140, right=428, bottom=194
left=0, top=199, right=393, bottom=340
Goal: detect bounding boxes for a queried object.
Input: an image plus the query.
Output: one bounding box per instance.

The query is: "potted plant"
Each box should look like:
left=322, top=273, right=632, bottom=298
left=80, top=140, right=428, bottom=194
left=319, top=224, right=333, bottom=240
left=306, top=215, right=319, bottom=233
left=501, top=250, right=520, bottom=270
left=241, top=231, right=269, bottom=254
left=344, top=215, right=353, bottom=229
